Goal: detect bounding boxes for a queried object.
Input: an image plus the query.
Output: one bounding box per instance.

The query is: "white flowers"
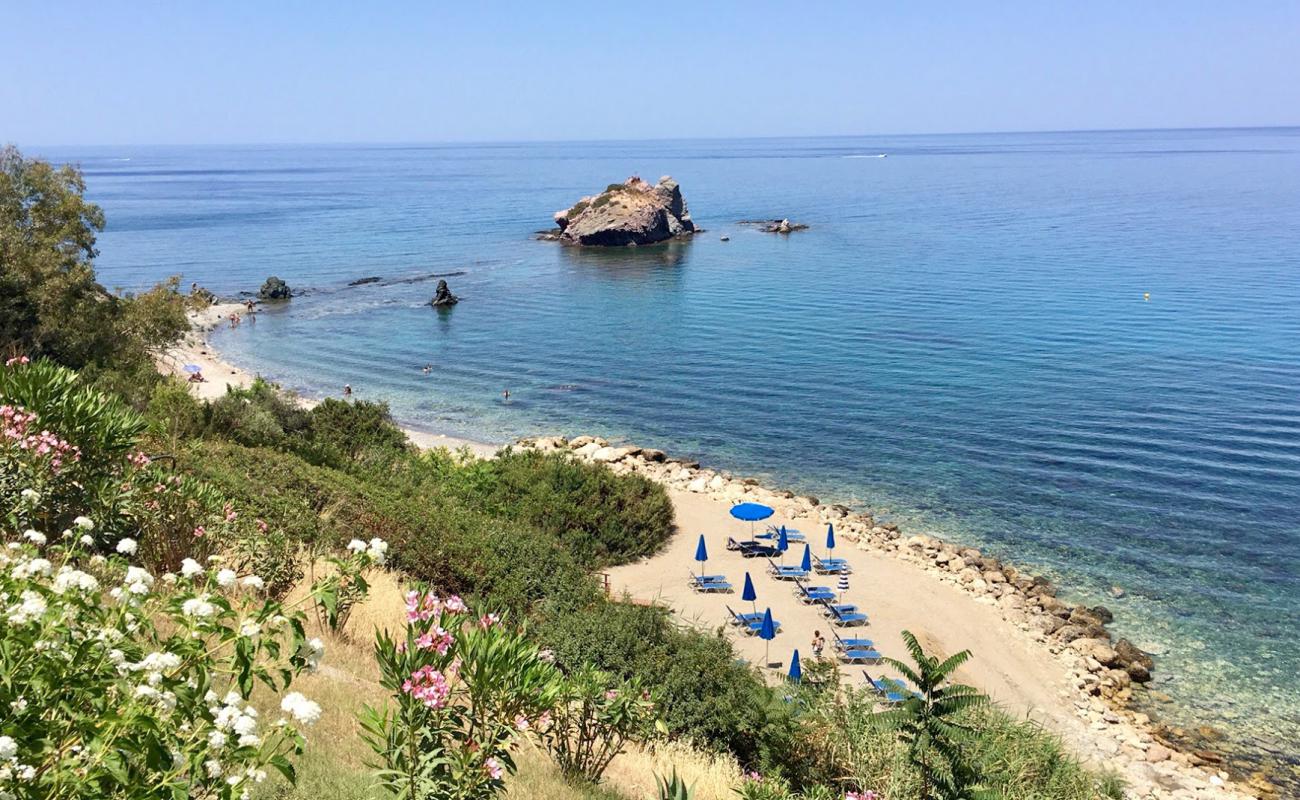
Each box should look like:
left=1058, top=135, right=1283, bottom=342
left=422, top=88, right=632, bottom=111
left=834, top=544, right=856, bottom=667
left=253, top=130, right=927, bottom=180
left=181, top=595, right=216, bottom=619
left=215, top=569, right=237, bottom=588
left=19, top=488, right=40, bottom=504
left=22, top=530, right=46, bottom=546
left=6, top=591, right=47, bottom=625
left=180, top=558, right=203, bottom=578
left=79, top=534, right=94, bottom=546
left=0, top=734, right=17, bottom=760
left=73, top=516, right=94, bottom=531
left=280, top=692, right=322, bottom=726
left=304, top=638, right=325, bottom=672
left=347, top=537, right=388, bottom=564
left=116, top=538, right=138, bottom=555
left=240, top=575, right=265, bottom=592
left=124, top=566, right=154, bottom=596
left=239, top=620, right=261, bottom=638
left=52, top=567, right=99, bottom=594
left=10, top=557, right=51, bottom=580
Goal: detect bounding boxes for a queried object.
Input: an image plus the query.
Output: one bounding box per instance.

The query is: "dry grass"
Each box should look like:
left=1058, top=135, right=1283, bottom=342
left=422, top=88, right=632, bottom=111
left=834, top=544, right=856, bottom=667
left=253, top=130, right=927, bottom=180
left=252, top=564, right=736, bottom=800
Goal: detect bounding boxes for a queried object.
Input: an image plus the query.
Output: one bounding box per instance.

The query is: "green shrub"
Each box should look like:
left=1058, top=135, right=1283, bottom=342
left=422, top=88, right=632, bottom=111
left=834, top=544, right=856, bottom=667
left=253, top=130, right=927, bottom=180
left=145, top=376, right=206, bottom=453
left=300, top=397, right=411, bottom=467
left=206, top=377, right=310, bottom=449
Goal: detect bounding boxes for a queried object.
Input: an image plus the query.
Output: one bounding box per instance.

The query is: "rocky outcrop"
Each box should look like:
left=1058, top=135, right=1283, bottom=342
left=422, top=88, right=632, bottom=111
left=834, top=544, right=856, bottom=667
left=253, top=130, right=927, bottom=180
left=429, top=280, right=459, bottom=307
left=544, top=176, right=695, bottom=247
left=259, top=276, right=292, bottom=300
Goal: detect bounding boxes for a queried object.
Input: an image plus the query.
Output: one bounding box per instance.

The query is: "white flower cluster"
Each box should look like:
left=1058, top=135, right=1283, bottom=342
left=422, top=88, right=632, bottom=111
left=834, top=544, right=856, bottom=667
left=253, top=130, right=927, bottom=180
left=9, top=556, right=52, bottom=580
left=22, top=530, right=45, bottom=547
left=181, top=594, right=216, bottom=619
left=301, top=637, right=325, bottom=672
left=345, top=537, right=388, bottom=565
left=279, top=692, right=321, bottom=726
left=116, top=537, right=138, bottom=555
left=209, top=691, right=262, bottom=748
left=180, top=558, right=203, bottom=578
left=0, top=733, right=36, bottom=788
left=51, top=566, right=99, bottom=595
left=4, top=591, right=46, bottom=625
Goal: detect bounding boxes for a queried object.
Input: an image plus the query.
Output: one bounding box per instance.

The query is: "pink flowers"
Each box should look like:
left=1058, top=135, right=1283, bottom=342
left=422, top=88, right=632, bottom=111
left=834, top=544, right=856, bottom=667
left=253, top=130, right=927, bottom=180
left=477, top=612, right=500, bottom=629
left=443, top=595, right=466, bottom=613
left=402, top=666, right=451, bottom=709
left=2, top=404, right=81, bottom=473
left=405, top=590, right=441, bottom=622
left=4, top=355, right=30, bottom=367
left=193, top=526, right=206, bottom=538
left=514, top=714, right=530, bottom=731
left=845, top=792, right=879, bottom=800
left=127, top=450, right=151, bottom=468
left=256, top=519, right=268, bottom=533
left=604, top=689, right=619, bottom=700
left=484, top=757, right=503, bottom=780
left=415, top=626, right=454, bottom=655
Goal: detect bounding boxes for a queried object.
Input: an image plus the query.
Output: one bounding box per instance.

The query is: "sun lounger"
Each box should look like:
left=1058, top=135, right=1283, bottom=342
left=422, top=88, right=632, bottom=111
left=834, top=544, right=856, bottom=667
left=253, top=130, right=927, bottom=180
left=739, top=542, right=780, bottom=558
left=838, top=647, right=883, bottom=664
left=863, top=671, right=913, bottom=704
left=819, top=603, right=859, bottom=617
left=824, top=603, right=868, bottom=627
left=766, top=558, right=810, bottom=581
left=689, top=573, right=732, bottom=593
left=792, top=579, right=836, bottom=604
left=812, top=555, right=852, bottom=575
left=832, top=631, right=874, bottom=651
left=725, top=605, right=765, bottom=627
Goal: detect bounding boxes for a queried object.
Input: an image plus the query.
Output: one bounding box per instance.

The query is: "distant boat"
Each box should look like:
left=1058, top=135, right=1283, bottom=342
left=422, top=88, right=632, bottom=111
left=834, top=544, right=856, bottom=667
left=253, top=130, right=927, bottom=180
left=842, top=153, right=888, bottom=159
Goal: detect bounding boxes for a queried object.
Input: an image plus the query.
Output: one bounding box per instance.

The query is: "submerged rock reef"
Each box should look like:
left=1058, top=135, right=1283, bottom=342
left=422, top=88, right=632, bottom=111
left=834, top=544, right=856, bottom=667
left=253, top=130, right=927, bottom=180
left=541, top=176, right=696, bottom=246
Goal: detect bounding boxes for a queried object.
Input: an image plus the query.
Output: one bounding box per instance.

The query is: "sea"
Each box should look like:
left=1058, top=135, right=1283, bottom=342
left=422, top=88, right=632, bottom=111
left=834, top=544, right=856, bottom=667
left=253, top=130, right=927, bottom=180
left=37, top=129, right=1300, bottom=777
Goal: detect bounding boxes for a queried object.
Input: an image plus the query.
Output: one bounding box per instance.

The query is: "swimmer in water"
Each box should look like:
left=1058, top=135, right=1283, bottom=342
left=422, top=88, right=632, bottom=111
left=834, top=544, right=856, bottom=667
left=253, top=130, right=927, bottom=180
left=502, top=388, right=510, bottom=401
left=343, top=384, right=352, bottom=397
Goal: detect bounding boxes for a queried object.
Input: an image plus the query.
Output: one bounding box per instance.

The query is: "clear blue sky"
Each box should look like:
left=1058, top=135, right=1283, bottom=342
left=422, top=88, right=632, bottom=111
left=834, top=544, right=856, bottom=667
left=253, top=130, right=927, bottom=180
left=3, top=1, right=1297, bottom=145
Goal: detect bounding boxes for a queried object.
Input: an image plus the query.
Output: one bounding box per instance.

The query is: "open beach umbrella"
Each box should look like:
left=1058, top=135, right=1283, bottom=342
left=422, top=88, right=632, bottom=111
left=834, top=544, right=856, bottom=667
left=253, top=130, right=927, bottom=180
left=182, top=364, right=202, bottom=373
left=730, top=502, right=774, bottom=541
left=694, top=534, right=709, bottom=577
left=742, top=572, right=757, bottom=614
left=777, top=526, right=790, bottom=562
left=826, top=523, right=836, bottom=556
left=788, top=649, right=802, bottom=683
left=837, top=574, right=850, bottom=602
left=800, top=544, right=812, bottom=573
left=758, top=607, right=777, bottom=666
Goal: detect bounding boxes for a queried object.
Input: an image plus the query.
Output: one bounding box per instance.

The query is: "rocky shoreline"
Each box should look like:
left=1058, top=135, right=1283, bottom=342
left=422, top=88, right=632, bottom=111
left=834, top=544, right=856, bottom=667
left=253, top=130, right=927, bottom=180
left=512, top=434, right=1268, bottom=800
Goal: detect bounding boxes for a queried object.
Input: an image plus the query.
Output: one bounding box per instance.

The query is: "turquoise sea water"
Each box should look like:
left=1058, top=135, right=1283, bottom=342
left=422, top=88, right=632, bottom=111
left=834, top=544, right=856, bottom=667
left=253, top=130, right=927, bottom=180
left=41, top=130, right=1300, bottom=770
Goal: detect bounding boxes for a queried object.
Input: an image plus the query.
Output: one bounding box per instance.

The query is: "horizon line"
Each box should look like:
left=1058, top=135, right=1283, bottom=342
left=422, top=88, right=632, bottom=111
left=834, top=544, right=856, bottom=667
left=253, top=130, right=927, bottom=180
left=21, top=123, right=1300, bottom=151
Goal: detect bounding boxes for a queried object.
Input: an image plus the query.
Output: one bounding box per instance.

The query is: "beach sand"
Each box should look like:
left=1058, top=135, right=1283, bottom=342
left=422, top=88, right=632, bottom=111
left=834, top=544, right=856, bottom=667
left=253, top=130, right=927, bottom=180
left=160, top=304, right=1252, bottom=798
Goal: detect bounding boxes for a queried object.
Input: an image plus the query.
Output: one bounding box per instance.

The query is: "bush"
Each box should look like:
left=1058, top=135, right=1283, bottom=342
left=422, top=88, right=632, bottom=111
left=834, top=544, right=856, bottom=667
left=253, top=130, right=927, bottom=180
left=206, top=378, right=309, bottom=449
left=299, top=397, right=410, bottom=467
left=540, top=665, right=659, bottom=785
left=144, top=376, right=207, bottom=453
left=416, top=449, right=675, bottom=567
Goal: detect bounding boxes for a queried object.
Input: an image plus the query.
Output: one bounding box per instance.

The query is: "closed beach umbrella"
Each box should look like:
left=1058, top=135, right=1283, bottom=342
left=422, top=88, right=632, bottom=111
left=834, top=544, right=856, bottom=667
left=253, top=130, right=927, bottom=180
left=758, top=607, right=777, bottom=665
left=788, top=649, right=802, bottom=683
left=777, top=526, right=790, bottom=561
left=800, top=544, right=812, bottom=573
left=742, top=572, right=757, bottom=614
left=837, top=574, right=850, bottom=602
left=730, top=502, right=774, bottom=541
left=694, top=534, right=708, bottom=577
left=826, top=523, right=836, bottom=555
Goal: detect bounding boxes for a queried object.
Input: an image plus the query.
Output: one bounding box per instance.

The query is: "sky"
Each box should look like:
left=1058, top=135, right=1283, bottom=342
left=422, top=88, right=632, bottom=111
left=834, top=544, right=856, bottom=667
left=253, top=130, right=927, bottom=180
left=2, top=1, right=1298, bottom=145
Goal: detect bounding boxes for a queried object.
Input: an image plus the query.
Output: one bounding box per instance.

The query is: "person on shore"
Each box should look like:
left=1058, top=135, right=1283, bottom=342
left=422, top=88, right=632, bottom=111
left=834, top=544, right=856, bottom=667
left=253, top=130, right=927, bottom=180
left=187, top=370, right=205, bottom=384
left=811, top=630, right=825, bottom=660
left=343, top=384, right=352, bottom=397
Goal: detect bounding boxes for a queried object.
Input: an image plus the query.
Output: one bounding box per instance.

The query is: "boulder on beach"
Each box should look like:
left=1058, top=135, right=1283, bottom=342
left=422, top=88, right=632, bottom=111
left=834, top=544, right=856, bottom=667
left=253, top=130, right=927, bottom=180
left=545, top=176, right=696, bottom=247
left=429, top=279, right=459, bottom=307
left=259, top=276, right=292, bottom=300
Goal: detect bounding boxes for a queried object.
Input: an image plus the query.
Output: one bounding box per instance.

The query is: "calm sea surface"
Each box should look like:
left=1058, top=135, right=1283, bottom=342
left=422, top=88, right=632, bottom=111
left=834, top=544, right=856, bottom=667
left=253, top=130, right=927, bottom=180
left=40, top=130, right=1300, bottom=766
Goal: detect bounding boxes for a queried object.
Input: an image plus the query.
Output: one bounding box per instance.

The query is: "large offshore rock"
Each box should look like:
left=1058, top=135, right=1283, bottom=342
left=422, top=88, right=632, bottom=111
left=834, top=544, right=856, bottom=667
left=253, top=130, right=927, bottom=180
left=258, top=276, right=292, bottom=300
left=548, top=176, right=695, bottom=246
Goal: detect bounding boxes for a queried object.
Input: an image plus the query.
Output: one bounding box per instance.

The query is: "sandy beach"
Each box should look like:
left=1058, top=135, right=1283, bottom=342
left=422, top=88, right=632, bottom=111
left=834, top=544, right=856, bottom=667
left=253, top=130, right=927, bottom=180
left=162, top=303, right=1254, bottom=799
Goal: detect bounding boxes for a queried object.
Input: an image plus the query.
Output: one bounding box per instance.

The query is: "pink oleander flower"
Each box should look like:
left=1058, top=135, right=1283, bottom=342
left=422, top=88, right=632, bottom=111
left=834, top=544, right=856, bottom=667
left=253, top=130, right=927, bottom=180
left=535, top=710, right=552, bottom=731
left=844, top=792, right=879, bottom=800
left=415, top=626, right=453, bottom=655
left=127, top=450, right=151, bottom=468
left=401, top=666, right=451, bottom=709
left=223, top=503, right=237, bottom=522
left=514, top=714, right=530, bottom=731
left=256, top=518, right=268, bottom=532
left=443, top=595, right=466, bottom=613
left=743, top=771, right=762, bottom=783
left=484, top=757, right=503, bottom=780
left=193, top=526, right=206, bottom=538
left=478, top=612, right=500, bottom=629
left=405, top=590, right=442, bottom=622
left=5, top=355, right=30, bottom=366
left=604, top=689, right=619, bottom=700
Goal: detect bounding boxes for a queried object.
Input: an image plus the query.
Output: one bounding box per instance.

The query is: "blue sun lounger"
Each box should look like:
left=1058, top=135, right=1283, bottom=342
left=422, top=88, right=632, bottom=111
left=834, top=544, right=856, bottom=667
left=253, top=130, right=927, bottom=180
left=819, top=603, right=859, bottom=618
left=728, top=537, right=780, bottom=558
left=725, top=605, right=765, bottom=627
left=824, top=602, right=868, bottom=627
left=838, top=647, right=883, bottom=664
left=812, top=555, right=852, bottom=575
left=793, top=579, right=835, bottom=604
left=766, top=558, right=809, bottom=581
left=832, top=631, right=874, bottom=651
left=863, top=672, right=913, bottom=704
left=689, top=573, right=732, bottom=593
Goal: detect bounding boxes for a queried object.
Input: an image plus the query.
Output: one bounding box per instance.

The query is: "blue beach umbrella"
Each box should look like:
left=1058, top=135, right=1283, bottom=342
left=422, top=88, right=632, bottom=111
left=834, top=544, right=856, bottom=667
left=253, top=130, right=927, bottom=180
left=742, top=572, right=757, bottom=614
left=182, top=364, right=202, bottom=373
left=730, top=502, right=774, bottom=541
left=826, top=523, right=836, bottom=556
left=758, top=607, right=777, bottom=666
left=788, top=649, right=802, bottom=683
left=800, top=544, right=812, bottom=573
left=777, top=526, right=790, bottom=561
left=694, top=534, right=709, bottom=577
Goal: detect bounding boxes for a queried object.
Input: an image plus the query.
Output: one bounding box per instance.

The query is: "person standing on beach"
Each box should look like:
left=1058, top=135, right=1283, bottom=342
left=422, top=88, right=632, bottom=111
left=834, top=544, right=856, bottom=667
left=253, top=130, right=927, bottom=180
left=811, top=630, right=825, bottom=660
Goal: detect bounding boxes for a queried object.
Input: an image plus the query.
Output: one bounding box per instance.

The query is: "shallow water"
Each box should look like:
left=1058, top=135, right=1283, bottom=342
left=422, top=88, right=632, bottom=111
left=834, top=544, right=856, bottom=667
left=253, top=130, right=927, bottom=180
left=42, top=129, right=1300, bottom=768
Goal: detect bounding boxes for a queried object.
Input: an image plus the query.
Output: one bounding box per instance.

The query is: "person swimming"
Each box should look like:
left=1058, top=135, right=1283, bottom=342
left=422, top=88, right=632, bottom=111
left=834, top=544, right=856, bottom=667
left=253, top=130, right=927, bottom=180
left=343, top=384, right=352, bottom=397
left=501, top=388, right=510, bottom=401
left=422, top=364, right=431, bottom=374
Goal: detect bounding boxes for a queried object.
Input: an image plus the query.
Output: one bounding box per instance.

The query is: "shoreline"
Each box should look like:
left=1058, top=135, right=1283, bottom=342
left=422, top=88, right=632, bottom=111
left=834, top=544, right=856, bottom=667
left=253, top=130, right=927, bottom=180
left=164, top=302, right=1261, bottom=799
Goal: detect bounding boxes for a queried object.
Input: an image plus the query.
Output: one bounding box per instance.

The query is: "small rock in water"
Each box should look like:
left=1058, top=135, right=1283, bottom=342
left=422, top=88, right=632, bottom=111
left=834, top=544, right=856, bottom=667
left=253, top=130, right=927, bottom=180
left=429, top=279, right=459, bottom=307
left=1109, top=584, right=1126, bottom=598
